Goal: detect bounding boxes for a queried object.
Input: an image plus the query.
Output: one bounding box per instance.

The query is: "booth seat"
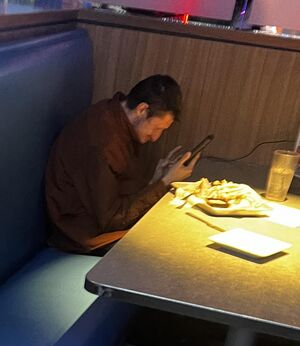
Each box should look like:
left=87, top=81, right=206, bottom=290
left=0, top=28, right=136, bottom=345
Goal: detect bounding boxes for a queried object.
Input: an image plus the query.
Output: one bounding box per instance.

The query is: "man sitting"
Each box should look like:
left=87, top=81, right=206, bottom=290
left=46, top=74, right=199, bottom=256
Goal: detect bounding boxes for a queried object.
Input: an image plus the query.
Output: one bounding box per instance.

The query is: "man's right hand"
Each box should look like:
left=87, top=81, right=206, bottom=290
left=161, top=151, right=200, bottom=186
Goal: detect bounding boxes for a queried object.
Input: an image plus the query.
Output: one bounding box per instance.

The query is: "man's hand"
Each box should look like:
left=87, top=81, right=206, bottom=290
left=161, top=151, right=200, bottom=186
left=149, top=146, right=183, bottom=185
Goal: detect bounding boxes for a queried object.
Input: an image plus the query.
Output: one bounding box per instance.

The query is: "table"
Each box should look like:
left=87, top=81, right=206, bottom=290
left=85, top=191, right=300, bottom=345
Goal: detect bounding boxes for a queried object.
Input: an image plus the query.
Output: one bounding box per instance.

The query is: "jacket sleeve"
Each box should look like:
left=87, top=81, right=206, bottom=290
left=81, top=147, right=168, bottom=233
left=84, top=148, right=169, bottom=232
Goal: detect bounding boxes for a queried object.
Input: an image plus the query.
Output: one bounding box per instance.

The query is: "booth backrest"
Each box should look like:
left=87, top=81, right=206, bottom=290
left=0, top=29, right=93, bottom=283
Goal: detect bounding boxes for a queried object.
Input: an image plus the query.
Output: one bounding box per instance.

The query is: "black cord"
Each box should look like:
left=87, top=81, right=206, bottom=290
left=204, top=139, right=295, bottom=162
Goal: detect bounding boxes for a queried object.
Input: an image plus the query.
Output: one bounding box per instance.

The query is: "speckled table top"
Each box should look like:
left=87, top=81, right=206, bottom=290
left=86, top=190, right=300, bottom=340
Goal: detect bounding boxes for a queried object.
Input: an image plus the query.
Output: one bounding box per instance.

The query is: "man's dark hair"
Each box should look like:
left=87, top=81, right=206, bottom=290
left=126, top=75, right=182, bottom=120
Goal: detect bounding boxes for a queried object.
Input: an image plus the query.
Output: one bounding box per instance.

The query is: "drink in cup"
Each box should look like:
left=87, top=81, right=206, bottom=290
left=265, top=150, right=300, bottom=201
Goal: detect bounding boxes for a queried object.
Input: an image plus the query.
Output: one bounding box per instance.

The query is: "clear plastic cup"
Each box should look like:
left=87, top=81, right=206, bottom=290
left=265, top=150, right=300, bottom=202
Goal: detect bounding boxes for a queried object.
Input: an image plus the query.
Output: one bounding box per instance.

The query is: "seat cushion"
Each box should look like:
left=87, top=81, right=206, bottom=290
left=0, top=248, right=100, bottom=346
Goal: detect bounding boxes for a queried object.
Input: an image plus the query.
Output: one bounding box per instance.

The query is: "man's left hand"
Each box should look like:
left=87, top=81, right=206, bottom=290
left=149, top=146, right=182, bottom=184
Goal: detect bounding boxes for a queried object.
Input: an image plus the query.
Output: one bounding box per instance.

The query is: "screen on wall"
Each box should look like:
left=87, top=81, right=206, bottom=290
left=105, top=0, right=237, bottom=21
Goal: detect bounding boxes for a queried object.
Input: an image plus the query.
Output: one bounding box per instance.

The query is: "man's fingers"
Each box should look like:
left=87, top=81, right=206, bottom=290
left=160, top=159, right=171, bottom=168
left=178, top=151, right=192, bottom=165
left=187, top=153, right=201, bottom=168
left=166, top=145, right=182, bottom=160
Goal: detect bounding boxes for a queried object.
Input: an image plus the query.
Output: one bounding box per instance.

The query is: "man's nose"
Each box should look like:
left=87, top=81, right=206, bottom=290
left=152, top=130, right=164, bottom=142
left=151, top=133, right=161, bottom=142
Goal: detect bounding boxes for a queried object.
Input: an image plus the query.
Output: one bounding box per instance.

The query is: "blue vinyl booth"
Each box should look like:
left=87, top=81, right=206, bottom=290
left=0, top=29, right=137, bottom=346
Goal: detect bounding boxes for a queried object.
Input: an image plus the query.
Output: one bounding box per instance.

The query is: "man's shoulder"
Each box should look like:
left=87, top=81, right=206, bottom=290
left=85, top=98, right=110, bottom=117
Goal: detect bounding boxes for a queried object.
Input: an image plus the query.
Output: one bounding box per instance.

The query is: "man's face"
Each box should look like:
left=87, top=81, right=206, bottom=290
left=133, top=112, right=174, bottom=144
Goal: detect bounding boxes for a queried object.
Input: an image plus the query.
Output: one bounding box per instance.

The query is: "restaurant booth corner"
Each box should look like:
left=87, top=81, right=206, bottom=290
left=0, top=28, right=137, bottom=346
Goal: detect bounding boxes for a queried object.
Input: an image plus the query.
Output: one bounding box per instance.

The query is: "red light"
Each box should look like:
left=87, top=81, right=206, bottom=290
left=182, top=13, right=189, bottom=25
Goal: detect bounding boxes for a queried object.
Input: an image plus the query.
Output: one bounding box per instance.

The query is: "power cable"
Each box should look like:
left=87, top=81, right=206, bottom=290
left=204, top=139, right=295, bottom=162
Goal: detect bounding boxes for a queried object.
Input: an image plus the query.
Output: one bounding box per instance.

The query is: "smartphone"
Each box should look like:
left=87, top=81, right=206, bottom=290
left=184, top=134, right=214, bottom=166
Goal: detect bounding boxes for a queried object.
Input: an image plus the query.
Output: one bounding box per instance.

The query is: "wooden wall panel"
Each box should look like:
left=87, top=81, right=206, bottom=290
left=79, top=23, right=300, bottom=170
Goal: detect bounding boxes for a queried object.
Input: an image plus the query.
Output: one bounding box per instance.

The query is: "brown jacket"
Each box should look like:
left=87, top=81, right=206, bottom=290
left=46, top=93, right=168, bottom=253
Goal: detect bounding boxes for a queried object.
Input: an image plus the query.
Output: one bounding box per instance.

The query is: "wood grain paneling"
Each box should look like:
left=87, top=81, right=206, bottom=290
left=79, top=22, right=300, bottom=171
left=78, top=10, right=300, bottom=52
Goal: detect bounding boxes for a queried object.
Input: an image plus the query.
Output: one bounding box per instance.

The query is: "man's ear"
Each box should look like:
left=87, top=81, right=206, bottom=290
left=135, top=102, right=149, bottom=117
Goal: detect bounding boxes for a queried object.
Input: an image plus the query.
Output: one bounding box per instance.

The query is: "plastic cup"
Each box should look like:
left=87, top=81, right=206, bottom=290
left=265, top=150, right=300, bottom=202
